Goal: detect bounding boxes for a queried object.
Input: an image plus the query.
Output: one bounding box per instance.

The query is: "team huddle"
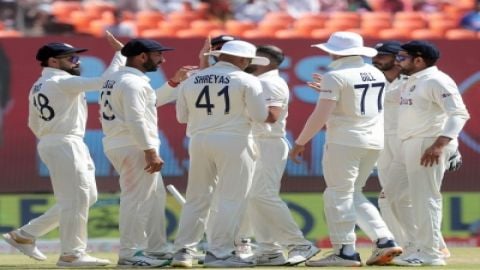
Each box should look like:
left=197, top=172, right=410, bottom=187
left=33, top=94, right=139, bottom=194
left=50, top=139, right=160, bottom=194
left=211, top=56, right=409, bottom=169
left=1, top=30, right=469, bottom=268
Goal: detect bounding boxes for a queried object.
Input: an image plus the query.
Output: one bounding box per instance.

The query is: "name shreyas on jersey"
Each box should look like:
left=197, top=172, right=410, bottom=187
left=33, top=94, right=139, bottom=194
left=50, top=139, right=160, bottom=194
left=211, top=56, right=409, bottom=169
left=360, top=72, right=377, bottom=82
left=33, top=83, right=42, bottom=93
left=194, top=74, right=230, bottom=84
left=400, top=97, right=413, bottom=105
left=102, top=80, right=116, bottom=89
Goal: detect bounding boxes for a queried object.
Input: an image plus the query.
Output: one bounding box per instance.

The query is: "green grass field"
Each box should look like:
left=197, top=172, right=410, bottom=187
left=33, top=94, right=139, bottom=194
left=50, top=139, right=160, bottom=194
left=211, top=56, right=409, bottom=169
left=0, top=248, right=479, bottom=269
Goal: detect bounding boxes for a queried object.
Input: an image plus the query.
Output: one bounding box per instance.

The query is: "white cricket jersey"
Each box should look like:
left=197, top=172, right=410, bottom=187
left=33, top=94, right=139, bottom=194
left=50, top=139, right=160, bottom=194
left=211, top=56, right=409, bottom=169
left=252, top=69, right=289, bottom=138
left=397, top=66, right=470, bottom=140
left=28, top=52, right=124, bottom=139
left=99, top=66, right=160, bottom=151
left=384, top=75, right=408, bottom=135
left=319, top=56, right=386, bottom=149
left=176, top=61, right=268, bottom=137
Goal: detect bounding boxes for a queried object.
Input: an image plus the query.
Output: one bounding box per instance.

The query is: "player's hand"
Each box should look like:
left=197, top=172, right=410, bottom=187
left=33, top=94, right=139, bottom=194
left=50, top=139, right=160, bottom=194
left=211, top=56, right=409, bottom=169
left=421, top=136, right=451, bottom=167
left=199, top=36, right=212, bottom=57
left=307, top=73, right=323, bottom=92
left=144, top=149, right=164, bottom=173
left=446, top=149, right=462, bottom=172
left=105, top=30, right=123, bottom=51
left=170, top=65, right=199, bottom=84
left=289, top=143, right=305, bottom=164
left=198, top=36, right=212, bottom=69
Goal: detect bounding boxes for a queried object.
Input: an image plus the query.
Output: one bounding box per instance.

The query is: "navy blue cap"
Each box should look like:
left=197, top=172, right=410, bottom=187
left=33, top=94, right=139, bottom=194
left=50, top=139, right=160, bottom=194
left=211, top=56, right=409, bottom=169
left=211, top=35, right=235, bottom=47
left=36, top=42, right=87, bottom=61
left=121, top=38, right=174, bottom=57
left=374, top=41, right=402, bottom=55
left=401, top=40, right=440, bottom=60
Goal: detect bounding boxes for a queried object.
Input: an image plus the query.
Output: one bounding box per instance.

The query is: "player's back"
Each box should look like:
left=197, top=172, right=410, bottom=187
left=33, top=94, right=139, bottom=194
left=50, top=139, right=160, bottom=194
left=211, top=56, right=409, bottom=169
left=322, top=57, right=386, bottom=149
left=99, top=67, right=159, bottom=151
left=177, top=61, right=267, bottom=137
left=28, top=68, right=87, bottom=139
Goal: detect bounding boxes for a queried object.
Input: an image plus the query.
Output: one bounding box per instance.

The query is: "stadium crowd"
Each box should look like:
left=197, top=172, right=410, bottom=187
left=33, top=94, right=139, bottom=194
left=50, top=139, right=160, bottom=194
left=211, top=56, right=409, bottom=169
left=0, top=0, right=479, bottom=39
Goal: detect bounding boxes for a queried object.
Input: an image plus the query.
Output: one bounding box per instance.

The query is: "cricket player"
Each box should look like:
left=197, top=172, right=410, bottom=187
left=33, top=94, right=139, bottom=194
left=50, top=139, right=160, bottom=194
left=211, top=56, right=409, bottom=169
left=290, top=31, right=402, bottom=267
left=239, top=45, right=319, bottom=266
left=370, top=41, right=413, bottom=248
left=388, top=41, right=469, bottom=266
left=172, top=40, right=268, bottom=268
left=99, top=38, right=193, bottom=268
left=2, top=33, right=123, bottom=267
left=373, top=41, right=455, bottom=260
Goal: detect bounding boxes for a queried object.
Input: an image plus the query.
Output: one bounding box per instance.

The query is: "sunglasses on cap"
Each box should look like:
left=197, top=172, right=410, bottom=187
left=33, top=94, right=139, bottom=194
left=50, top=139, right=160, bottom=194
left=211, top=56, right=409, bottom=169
left=395, top=54, right=412, bottom=62
left=55, top=55, right=80, bottom=64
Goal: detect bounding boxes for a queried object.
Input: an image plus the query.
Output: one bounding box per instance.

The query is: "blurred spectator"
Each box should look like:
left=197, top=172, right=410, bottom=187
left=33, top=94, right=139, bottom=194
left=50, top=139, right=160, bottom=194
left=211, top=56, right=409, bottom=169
left=117, top=0, right=198, bottom=13
left=281, top=0, right=321, bottom=18
left=380, top=0, right=405, bottom=13
left=0, top=0, right=17, bottom=30
left=233, top=0, right=280, bottom=22
left=413, top=0, right=451, bottom=13
left=105, top=10, right=137, bottom=37
left=347, top=0, right=373, bottom=11
left=460, top=2, right=480, bottom=31
left=318, top=0, right=348, bottom=12
left=202, top=0, right=232, bottom=21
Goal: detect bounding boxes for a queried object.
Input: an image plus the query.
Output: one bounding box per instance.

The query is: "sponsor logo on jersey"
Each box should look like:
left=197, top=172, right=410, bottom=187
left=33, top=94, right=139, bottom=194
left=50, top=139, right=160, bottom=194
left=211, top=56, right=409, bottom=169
left=33, top=83, right=42, bottom=93
left=400, top=97, right=413, bottom=105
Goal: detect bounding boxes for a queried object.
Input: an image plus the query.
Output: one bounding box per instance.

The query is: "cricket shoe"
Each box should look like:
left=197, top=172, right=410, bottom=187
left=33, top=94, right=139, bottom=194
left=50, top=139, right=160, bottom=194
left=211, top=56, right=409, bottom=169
left=144, top=251, right=173, bottom=260
left=255, top=252, right=287, bottom=266
left=366, top=239, right=403, bottom=266
left=440, top=247, right=451, bottom=259
left=203, top=251, right=255, bottom=268
left=57, top=253, right=111, bottom=267
left=171, top=248, right=195, bottom=268
left=235, top=238, right=254, bottom=259
left=2, top=231, right=47, bottom=261
left=305, top=247, right=362, bottom=267
left=392, top=251, right=446, bottom=267
left=117, top=251, right=169, bottom=268
left=287, top=244, right=320, bottom=265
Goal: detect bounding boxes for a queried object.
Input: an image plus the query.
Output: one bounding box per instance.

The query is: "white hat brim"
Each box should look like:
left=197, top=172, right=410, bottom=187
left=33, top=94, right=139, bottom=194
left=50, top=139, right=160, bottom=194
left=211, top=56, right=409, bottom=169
left=312, top=43, right=378, bottom=57
left=205, top=51, right=270, bottom=66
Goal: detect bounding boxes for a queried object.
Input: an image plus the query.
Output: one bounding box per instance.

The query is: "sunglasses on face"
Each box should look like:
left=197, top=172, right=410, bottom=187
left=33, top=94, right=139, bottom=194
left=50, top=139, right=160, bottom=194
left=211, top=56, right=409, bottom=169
left=395, top=54, right=412, bottom=62
left=55, top=55, right=80, bottom=64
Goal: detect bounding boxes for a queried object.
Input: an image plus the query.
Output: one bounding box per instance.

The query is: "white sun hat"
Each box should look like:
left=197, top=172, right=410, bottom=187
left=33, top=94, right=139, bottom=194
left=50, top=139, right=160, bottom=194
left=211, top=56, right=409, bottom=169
left=204, top=40, right=270, bottom=66
left=311, top=31, right=378, bottom=57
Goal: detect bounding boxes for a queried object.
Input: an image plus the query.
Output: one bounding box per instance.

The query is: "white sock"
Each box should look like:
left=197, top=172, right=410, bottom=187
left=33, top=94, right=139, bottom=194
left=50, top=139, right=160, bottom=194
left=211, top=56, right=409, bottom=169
left=340, top=244, right=356, bottom=256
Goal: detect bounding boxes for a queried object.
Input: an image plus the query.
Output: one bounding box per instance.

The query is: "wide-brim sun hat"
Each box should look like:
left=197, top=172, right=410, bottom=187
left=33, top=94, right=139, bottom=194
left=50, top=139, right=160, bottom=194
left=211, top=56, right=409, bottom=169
left=205, top=40, right=270, bottom=66
left=311, top=31, right=378, bottom=57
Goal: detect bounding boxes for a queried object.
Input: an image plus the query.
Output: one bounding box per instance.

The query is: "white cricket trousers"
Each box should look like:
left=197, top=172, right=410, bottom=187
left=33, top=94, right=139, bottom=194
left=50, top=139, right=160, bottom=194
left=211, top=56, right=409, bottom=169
left=322, top=143, right=393, bottom=246
left=376, top=134, right=411, bottom=246
left=21, top=135, right=97, bottom=256
left=245, top=137, right=310, bottom=253
left=386, top=137, right=456, bottom=259
left=174, top=133, right=256, bottom=259
left=105, top=145, right=168, bottom=258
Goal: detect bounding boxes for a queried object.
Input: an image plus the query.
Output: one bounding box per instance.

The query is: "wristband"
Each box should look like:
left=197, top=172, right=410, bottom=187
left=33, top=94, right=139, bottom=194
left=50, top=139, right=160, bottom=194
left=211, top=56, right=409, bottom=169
left=168, top=79, right=180, bottom=87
